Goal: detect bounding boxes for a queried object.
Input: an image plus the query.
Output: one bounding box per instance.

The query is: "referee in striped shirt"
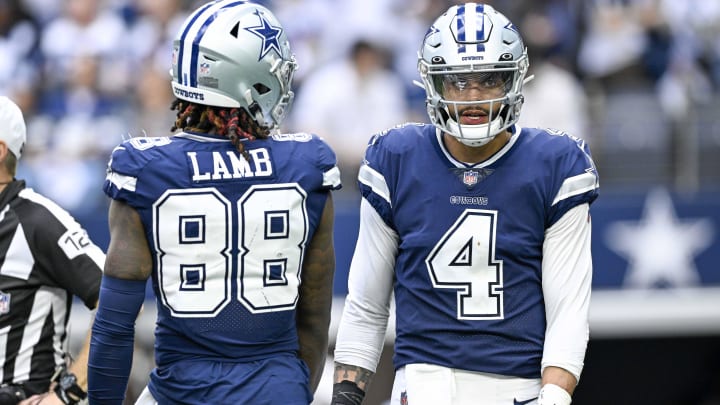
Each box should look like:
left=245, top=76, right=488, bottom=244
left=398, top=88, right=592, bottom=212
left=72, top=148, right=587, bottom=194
left=0, top=96, right=104, bottom=405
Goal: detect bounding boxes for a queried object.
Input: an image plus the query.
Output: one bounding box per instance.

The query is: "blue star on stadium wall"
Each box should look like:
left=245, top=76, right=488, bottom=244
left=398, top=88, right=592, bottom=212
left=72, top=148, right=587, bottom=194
left=244, top=10, right=283, bottom=60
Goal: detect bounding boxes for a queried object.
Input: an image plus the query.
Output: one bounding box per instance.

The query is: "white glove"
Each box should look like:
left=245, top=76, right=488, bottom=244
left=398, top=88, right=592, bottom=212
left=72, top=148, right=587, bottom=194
left=537, top=384, right=572, bottom=405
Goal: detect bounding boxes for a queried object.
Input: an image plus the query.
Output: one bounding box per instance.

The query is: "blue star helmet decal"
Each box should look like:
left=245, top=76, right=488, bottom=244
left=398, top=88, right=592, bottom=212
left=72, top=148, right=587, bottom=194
left=244, top=9, right=283, bottom=61
left=424, top=25, right=439, bottom=40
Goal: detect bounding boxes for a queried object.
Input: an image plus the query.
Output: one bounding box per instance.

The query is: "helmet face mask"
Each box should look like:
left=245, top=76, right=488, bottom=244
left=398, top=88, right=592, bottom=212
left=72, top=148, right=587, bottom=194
left=418, top=3, right=529, bottom=147
left=171, top=1, right=298, bottom=131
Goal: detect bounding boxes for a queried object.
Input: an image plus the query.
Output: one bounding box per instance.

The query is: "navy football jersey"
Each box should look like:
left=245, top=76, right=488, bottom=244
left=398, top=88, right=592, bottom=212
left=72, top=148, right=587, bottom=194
left=103, top=131, right=340, bottom=367
left=358, top=124, right=598, bottom=379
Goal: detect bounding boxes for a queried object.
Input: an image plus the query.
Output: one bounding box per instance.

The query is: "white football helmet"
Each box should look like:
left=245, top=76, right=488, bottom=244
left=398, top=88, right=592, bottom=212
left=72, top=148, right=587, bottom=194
left=171, top=0, right=297, bottom=131
left=418, top=3, right=529, bottom=147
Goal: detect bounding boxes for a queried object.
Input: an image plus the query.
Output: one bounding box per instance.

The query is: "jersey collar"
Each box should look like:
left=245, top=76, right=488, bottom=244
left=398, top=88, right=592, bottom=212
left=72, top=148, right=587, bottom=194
left=0, top=179, right=25, bottom=209
left=176, top=131, right=232, bottom=142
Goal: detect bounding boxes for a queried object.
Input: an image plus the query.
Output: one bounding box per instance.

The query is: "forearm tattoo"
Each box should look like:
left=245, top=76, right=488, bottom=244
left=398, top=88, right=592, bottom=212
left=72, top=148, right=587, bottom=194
left=334, top=363, right=373, bottom=389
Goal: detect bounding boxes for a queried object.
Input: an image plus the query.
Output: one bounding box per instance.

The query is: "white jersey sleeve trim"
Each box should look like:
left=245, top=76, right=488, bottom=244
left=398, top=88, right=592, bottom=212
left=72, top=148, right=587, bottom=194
left=106, top=171, right=138, bottom=193
left=551, top=172, right=597, bottom=206
left=323, top=166, right=342, bottom=188
left=358, top=163, right=391, bottom=206
left=541, top=203, right=592, bottom=382
left=334, top=197, right=398, bottom=372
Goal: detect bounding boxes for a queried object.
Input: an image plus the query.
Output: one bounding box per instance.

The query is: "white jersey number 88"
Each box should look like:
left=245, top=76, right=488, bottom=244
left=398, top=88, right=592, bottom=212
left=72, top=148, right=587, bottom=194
left=153, top=185, right=308, bottom=317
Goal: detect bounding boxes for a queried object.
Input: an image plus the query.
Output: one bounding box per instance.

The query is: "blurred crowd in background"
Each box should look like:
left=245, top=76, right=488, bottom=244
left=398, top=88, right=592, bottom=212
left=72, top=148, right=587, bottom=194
left=3, top=0, right=720, bottom=213
left=4, top=0, right=720, bottom=403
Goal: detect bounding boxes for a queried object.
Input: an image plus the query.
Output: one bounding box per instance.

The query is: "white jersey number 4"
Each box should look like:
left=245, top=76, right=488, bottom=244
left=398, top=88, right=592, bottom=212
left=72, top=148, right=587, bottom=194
left=426, top=209, right=504, bottom=320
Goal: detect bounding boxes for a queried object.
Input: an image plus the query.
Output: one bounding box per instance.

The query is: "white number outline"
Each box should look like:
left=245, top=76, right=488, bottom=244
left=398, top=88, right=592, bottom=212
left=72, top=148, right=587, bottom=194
left=237, top=184, right=309, bottom=314
left=154, top=188, right=232, bottom=318
left=426, top=209, right=504, bottom=320
left=129, top=137, right=171, bottom=150
left=153, top=185, right=308, bottom=318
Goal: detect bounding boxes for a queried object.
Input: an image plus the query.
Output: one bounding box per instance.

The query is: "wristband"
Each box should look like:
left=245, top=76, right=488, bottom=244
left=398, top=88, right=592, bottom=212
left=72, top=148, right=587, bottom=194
left=331, top=380, right=365, bottom=405
left=52, top=367, right=87, bottom=405
left=538, top=383, right=572, bottom=405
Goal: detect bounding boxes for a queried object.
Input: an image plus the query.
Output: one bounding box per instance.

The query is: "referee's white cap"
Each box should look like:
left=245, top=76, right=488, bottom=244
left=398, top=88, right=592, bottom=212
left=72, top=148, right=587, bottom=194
left=0, top=96, right=26, bottom=159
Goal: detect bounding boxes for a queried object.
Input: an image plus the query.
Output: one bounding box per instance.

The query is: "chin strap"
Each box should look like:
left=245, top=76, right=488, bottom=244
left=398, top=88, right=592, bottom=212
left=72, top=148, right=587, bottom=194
left=447, top=113, right=504, bottom=147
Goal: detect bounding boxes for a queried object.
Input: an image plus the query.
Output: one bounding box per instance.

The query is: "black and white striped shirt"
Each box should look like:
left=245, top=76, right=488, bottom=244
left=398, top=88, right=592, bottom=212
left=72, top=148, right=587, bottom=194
left=0, top=180, right=104, bottom=395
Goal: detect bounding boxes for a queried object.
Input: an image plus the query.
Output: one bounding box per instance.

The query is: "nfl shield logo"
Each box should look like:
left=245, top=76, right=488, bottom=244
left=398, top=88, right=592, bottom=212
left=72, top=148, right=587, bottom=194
left=199, top=62, right=210, bottom=75
left=0, top=290, right=10, bottom=314
left=463, top=170, right=479, bottom=187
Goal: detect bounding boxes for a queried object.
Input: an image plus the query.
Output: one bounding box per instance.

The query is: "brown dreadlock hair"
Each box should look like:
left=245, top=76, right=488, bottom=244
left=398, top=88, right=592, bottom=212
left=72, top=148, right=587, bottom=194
left=170, top=99, right=271, bottom=160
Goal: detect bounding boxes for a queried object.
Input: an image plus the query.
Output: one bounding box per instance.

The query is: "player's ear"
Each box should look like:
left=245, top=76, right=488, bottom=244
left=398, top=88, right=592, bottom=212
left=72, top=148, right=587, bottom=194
left=0, top=141, right=8, bottom=162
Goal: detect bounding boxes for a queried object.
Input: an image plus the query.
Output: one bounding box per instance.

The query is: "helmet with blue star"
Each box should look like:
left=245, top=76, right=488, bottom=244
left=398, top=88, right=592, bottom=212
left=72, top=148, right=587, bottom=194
left=171, top=0, right=297, bottom=131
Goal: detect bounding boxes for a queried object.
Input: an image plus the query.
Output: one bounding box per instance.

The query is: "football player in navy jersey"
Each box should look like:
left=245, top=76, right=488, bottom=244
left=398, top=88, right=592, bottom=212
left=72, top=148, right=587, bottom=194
left=332, top=3, right=598, bottom=405
left=87, top=2, right=341, bottom=404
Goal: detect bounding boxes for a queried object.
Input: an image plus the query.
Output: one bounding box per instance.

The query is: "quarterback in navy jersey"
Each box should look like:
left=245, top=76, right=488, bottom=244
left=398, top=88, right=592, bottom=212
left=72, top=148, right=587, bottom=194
left=88, top=2, right=340, bottom=404
left=332, top=3, right=598, bottom=405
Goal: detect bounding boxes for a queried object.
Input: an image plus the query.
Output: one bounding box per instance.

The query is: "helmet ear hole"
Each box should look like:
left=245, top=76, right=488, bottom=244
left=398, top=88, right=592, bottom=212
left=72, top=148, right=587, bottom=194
left=253, top=83, right=271, bottom=95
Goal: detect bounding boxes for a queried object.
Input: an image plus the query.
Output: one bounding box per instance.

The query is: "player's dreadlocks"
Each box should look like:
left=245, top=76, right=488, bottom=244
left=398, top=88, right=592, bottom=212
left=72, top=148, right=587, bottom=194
left=170, top=99, right=271, bottom=160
